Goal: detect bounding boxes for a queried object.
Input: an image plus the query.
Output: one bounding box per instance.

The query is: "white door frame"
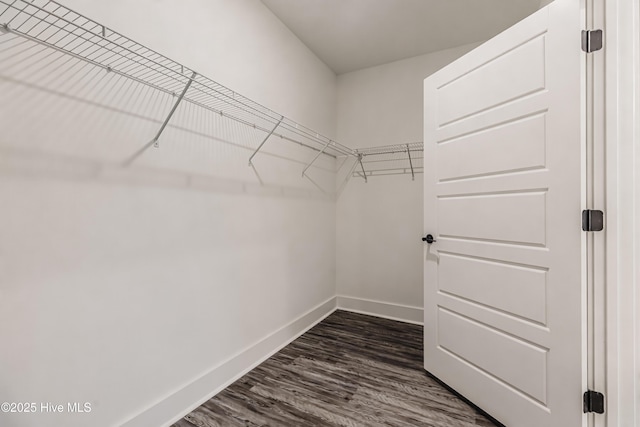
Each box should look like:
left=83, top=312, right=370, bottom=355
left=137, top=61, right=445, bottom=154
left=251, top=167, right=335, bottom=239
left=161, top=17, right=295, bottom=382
left=603, top=0, right=640, bottom=426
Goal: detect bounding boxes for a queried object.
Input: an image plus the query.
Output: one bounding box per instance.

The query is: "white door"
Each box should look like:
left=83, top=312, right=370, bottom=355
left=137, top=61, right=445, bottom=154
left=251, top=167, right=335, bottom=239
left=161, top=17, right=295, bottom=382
left=423, top=0, right=586, bottom=426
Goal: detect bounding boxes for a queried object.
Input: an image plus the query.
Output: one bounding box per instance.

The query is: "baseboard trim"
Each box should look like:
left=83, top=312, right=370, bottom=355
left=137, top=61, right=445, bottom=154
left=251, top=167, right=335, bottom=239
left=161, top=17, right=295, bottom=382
left=336, top=295, right=423, bottom=325
left=120, top=296, right=338, bottom=427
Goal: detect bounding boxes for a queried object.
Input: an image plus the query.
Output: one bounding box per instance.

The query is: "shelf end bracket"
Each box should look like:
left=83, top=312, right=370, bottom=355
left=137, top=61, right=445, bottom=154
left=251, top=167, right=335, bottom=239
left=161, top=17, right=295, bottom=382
left=152, top=71, right=197, bottom=148
left=248, top=117, right=283, bottom=166
left=407, top=144, right=415, bottom=181
left=357, top=153, right=367, bottom=183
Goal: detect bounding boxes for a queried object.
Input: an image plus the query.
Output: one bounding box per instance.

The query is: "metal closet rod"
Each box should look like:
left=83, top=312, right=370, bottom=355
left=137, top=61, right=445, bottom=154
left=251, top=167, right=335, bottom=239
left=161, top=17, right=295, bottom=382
left=0, top=0, right=356, bottom=160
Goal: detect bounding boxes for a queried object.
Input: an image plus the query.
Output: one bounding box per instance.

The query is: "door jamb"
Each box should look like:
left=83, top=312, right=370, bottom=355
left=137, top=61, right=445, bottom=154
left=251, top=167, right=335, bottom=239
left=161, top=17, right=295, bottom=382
left=603, top=0, right=640, bottom=426
left=585, top=1, right=607, bottom=426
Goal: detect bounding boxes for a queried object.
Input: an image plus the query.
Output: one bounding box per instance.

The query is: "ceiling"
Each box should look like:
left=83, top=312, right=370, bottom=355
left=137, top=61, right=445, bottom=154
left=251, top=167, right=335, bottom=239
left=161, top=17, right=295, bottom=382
left=261, top=0, right=543, bottom=75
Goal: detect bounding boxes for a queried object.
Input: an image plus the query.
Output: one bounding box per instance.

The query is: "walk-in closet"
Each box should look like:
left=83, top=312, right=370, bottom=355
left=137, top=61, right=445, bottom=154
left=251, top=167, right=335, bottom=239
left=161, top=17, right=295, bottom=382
left=1, top=1, right=638, bottom=427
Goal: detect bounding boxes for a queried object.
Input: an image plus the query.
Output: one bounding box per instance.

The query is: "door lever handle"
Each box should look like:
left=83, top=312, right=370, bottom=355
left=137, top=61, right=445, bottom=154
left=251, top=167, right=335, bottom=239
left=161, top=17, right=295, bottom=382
left=422, top=234, right=437, bottom=244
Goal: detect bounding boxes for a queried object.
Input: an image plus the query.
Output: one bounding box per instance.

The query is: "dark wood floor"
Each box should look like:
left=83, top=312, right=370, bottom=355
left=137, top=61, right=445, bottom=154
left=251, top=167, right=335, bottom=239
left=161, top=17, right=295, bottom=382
left=172, top=310, right=497, bottom=427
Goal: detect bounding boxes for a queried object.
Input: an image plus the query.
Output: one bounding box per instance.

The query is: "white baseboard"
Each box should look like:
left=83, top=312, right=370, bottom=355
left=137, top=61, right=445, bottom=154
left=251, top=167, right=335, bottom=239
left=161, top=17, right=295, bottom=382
left=120, top=295, right=421, bottom=427
left=336, top=295, right=423, bottom=325
left=120, top=296, right=337, bottom=427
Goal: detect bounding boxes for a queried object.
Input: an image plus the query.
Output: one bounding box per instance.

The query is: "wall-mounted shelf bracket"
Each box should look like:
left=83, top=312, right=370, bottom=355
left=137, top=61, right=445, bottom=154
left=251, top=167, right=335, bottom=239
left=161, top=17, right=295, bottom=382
left=406, top=144, right=415, bottom=181
left=153, top=71, right=197, bottom=148
left=357, top=153, right=368, bottom=183
left=248, top=117, right=283, bottom=166
left=302, top=139, right=332, bottom=177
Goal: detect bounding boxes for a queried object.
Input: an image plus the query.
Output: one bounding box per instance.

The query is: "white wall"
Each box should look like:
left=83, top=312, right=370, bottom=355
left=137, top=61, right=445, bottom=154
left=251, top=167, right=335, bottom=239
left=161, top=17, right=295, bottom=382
left=0, top=1, right=338, bottom=426
left=335, top=44, right=478, bottom=320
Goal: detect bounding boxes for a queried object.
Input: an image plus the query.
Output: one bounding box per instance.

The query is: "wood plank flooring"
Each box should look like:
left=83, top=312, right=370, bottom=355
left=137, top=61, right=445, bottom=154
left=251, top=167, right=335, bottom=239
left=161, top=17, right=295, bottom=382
left=172, top=310, right=497, bottom=427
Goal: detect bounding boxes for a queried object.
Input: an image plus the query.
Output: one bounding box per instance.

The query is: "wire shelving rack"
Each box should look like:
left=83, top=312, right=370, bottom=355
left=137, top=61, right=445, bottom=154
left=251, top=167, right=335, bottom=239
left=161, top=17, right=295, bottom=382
left=0, top=0, right=422, bottom=182
left=352, top=142, right=424, bottom=182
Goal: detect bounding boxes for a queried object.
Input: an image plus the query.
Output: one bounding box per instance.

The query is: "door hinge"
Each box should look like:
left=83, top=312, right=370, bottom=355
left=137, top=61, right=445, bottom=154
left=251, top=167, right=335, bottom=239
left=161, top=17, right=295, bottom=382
left=583, top=390, right=605, bottom=414
left=582, top=29, right=603, bottom=53
left=582, top=209, right=604, bottom=232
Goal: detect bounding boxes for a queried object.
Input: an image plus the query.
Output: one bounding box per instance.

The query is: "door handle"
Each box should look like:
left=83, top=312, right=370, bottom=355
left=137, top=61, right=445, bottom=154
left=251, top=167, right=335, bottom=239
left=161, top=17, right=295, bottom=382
left=422, top=234, right=437, bottom=244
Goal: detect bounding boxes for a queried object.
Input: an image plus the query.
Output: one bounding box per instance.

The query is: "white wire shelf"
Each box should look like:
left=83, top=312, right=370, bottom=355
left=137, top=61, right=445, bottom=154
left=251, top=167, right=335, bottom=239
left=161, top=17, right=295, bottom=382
left=352, top=142, right=424, bottom=181
left=0, top=0, right=355, bottom=160
left=0, top=0, right=424, bottom=184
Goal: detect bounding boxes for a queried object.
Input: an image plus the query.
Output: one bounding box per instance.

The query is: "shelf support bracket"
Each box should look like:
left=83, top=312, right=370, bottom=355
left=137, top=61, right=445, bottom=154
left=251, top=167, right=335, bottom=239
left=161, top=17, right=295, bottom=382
left=357, top=153, right=367, bottom=183
left=248, top=117, right=282, bottom=166
left=406, top=144, right=415, bottom=181
left=122, top=72, right=196, bottom=166
left=302, top=140, right=332, bottom=177
left=152, top=71, right=197, bottom=148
